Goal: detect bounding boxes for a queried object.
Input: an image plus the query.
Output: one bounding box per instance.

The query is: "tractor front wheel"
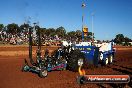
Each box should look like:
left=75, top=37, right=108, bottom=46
left=102, top=57, right=109, bottom=66
left=22, top=65, right=30, bottom=72
left=39, top=69, right=48, bottom=78
left=108, top=54, right=113, bottom=64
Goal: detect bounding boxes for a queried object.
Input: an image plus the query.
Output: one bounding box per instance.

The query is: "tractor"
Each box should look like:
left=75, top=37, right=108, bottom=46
left=61, top=40, right=115, bottom=69
left=21, top=26, right=67, bottom=78
left=21, top=25, right=84, bottom=77
left=22, top=25, right=115, bottom=78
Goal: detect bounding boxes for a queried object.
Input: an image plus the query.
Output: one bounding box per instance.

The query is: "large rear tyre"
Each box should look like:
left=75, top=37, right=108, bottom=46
left=67, top=50, right=85, bottom=72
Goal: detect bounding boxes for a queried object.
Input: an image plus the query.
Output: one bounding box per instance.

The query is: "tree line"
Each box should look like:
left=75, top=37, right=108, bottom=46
left=0, top=23, right=131, bottom=46
left=0, top=23, right=93, bottom=41
left=114, top=34, right=132, bottom=46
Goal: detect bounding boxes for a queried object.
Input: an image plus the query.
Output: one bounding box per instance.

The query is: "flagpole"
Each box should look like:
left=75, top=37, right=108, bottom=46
left=82, top=2, right=85, bottom=41
left=92, top=14, right=94, bottom=42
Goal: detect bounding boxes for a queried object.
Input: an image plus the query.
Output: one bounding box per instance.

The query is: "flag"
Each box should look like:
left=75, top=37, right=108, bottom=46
left=82, top=3, right=86, bottom=7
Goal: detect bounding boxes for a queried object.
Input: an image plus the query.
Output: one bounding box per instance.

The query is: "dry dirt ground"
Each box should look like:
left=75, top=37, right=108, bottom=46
left=0, top=45, right=132, bottom=88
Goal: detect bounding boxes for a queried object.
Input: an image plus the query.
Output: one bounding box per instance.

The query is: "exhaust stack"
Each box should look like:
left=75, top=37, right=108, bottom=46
left=37, top=27, right=41, bottom=55
left=29, top=27, right=34, bottom=65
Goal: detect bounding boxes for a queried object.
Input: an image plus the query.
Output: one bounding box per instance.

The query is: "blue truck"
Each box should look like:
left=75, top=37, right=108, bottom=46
left=62, top=41, right=115, bottom=71
left=74, top=42, right=115, bottom=66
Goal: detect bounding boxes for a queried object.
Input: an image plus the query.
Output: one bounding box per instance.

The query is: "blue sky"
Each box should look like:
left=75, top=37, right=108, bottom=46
left=0, top=0, right=132, bottom=40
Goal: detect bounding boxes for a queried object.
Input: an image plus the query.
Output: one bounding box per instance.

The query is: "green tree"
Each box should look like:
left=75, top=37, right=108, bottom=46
left=44, top=28, right=55, bottom=37
left=0, top=24, right=4, bottom=31
left=75, top=30, right=82, bottom=41
left=48, top=28, right=56, bottom=37
left=35, top=25, right=41, bottom=35
left=67, top=31, right=76, bottom=40
left=87, top=32, right=93, bottom=39
left=123, top=37, right=131, bottom=46
left=40, top=28, right=46, bottom=37
left=7, top=23, right=20, bottom=34
left=76, top=30, right=82, bottom=37
left=124, top=37, right=131, bottom=42
left=20, top=23, right=29, bottom=33
left=114, top=34, right=125, bottom=44
left=56, top=26, right=66, bottom=38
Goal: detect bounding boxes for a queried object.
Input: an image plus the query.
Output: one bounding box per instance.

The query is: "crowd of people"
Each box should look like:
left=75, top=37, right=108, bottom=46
left=0, top=30, right=64, bottom=46
left=0, top=30, right=27, bottom=45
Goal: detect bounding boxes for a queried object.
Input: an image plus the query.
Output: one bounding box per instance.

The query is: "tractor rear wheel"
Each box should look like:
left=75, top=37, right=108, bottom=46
left=67, top=50, right=85, bottom=72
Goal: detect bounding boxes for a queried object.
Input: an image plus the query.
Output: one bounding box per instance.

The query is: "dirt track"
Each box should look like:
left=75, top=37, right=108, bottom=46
left=0, top=45, right=132, bottom=88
